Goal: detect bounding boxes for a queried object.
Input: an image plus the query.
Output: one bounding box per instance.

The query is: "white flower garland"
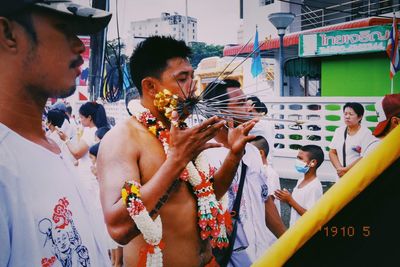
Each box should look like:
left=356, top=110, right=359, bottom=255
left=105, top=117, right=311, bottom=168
left=127, top=103, right=231, bottom=267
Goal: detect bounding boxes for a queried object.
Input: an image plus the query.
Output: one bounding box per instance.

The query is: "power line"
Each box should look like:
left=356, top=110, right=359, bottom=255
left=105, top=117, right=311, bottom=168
left=278, top=0, right=395, bottom=19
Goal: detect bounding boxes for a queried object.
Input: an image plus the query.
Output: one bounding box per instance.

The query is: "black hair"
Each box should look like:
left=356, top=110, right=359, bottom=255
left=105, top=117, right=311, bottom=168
left=247, top=96, right=268, bottom=115
left=5, top=8, right=37, bottom=43
left=343, top=102, right=364, bottom=119
left=300, top=145, right=324, bottom=169
left=79, top=102, right=109, bottom=128
left=66, top=105, right=72, bottom=115
left=202, top=79, right=241, bottom=109
left=47, top=109, right=66, bottom=128
left=129, top=35, right=192, bottom=96
left=89, top=143, right=100, bottom=157
left=251, top=136, right=270, bottom=157
left=95, top=126, right=111, bottom=140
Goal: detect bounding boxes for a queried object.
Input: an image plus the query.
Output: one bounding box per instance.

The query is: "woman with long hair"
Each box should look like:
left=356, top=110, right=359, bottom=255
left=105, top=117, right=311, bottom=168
left=58, top=102, right=109, bottom=191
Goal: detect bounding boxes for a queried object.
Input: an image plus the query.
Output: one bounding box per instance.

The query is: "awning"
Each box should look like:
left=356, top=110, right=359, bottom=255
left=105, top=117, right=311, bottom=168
left=223, top=17, right=392, bottom=57
left=284, top=58, right=320, bottom=78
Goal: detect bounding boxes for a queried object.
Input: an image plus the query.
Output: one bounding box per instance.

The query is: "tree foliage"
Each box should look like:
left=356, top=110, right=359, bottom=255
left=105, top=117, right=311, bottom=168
left=189, top=42, right=224, bottom=69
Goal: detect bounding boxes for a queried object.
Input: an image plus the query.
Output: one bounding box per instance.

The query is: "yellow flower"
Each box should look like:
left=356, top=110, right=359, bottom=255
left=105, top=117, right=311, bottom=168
left=131, top=185, right=141, bottom=197
left=149, top=126, right=157, bottom=135
left=121, top=188, right=128, bottom=203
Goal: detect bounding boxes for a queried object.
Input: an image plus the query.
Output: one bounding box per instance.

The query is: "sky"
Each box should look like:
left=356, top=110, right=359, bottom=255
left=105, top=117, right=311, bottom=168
left=105, top=0, right=241, bottom=46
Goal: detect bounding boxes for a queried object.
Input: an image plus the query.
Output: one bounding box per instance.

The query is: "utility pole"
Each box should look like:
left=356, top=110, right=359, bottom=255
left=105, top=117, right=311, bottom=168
left=89, top=0, right=109, bottom=101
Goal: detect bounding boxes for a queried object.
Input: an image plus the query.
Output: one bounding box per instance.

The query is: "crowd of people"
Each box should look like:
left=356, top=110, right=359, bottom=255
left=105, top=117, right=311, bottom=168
left=0, top=1, right=399, bottom=267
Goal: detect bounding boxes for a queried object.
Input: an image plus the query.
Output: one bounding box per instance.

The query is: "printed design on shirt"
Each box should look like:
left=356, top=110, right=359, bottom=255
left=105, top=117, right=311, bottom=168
left=38, top=197, right=91, bottom=267
left=227, top=174, right=247, bottom=221
left=41, top=256, right=56, bottom=267
left=352, top=145, right=362, bottom=154
left=261, top=184, right=269, bottom=202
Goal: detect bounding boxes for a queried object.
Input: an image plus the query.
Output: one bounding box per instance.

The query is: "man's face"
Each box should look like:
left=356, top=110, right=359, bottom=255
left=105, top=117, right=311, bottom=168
left=297, top=150, right=316, bottom=168
left=21, top=11, right=85, bottom=99
left=226, top=86, right=252, bottom=125
left=158, top=57, right=194, bottom=99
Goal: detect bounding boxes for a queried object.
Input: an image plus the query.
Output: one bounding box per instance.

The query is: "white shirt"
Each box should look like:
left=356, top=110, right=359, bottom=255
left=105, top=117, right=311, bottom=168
left=262, top=164, right=281, bottom=216
left=77, top=127, right=98, bottom=194
left=261, top=164, right=282, bottom=248
left=47, top=130, right=77, bottom=165
left=0, top=123, right=110, bottom=267
left=206, top=143, right=275, bottom=262
left=289, top=177, right=323, bottom=227
left=329, top=125, right=375, bottom=167
left=363, top=138, right=381, bottom=156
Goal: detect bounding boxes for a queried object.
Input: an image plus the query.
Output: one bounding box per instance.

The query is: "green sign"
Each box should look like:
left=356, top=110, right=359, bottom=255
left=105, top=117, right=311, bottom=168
left=299, top=25, right=392, bottom=57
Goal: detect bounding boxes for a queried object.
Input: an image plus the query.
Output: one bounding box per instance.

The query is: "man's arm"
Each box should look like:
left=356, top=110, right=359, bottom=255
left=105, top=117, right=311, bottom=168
left=264, top=196, right=286, bottom=237
left=98, top=116, right=225, bottom=245
left=274, top=189, right=307, bottom=216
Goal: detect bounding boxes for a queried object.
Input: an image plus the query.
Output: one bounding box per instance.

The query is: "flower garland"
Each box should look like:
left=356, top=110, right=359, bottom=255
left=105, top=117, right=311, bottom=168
left=125, top=93, right=232, bottom=266
left=122, top=181, right=164, bottom=267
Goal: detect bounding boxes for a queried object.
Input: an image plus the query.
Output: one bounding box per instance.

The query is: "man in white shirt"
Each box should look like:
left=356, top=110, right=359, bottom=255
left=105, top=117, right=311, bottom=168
left=203, top=79, right=286, bottom=267
left=0, top=1, right=112, bottom=266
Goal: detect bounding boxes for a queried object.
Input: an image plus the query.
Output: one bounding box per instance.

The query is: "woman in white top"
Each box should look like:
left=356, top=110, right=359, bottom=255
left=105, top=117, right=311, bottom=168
left=329, top=102, right=375, bottom=178
left=58, top=102, right=109, bottom=194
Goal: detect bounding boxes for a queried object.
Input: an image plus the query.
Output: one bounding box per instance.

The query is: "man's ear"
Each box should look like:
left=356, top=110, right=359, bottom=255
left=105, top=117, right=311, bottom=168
left=259, top=149, right=266, bottom=158
left=391, top=116, right=400, bottom=127
left=142, top=77, right=158, bottom=97
left=310, top=159, right=317, bottom=168
left=0, top=18, right=17, bottom=52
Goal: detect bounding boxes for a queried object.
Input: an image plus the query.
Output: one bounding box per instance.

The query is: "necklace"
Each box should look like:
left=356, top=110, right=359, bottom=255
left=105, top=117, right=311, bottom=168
left=128, top=98, right=231, bottom=266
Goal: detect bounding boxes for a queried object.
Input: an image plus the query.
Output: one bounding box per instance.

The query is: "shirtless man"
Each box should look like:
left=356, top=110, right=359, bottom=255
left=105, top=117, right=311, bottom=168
left=98, top=36, right=256, bottom=266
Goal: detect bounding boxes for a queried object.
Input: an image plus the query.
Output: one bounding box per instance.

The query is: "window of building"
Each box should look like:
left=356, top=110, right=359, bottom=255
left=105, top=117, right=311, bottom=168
left=182, top=24, right=184, bottom=28
left=173, top=27, right=176, bottom=31
left=193, top=29, right=195, bottom=33
left=192, top=23, right=195, bottom=27
left=155, top=24, right=158, bottom=27
left=155, top=30, right=158, bottom=34
left=260, top=0, right=274, bottom=6
left=193, top=35, right=195, bottom=39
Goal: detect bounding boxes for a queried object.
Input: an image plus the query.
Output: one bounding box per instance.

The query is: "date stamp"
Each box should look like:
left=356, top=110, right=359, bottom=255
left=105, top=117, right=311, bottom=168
left=320, top=225, right=371, bottom=238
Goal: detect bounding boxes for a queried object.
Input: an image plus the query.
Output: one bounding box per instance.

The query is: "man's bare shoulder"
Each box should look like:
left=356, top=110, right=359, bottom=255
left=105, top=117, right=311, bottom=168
left=100, top=117, right=147, bottom=156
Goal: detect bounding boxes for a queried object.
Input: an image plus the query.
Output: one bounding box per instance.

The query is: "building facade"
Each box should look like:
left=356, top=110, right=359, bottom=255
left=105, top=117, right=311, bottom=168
left=128, top=12, right=197, bottom=48
left=232, top=0, right=400, bottom=97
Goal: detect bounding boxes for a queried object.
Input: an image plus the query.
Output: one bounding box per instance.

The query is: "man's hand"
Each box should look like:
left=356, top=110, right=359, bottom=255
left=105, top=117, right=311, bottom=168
left=55, top=127, right=68, bottom=141
left=168, top=112, right=225, bottom=166
left=227, top=118, right=258, bottom=156
left=336, top=166, right=348, bottom=177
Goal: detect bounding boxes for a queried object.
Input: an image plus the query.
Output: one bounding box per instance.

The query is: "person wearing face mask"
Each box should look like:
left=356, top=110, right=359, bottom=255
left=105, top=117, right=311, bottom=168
left=274, top=145, right=324, bottom=227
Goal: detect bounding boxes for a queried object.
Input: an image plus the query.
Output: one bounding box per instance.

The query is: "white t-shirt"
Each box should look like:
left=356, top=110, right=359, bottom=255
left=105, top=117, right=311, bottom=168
left=206, top=143, right=275, bottom=263
left=78, top=127, right=98, bottom=194
left=262, top=164, right=281, bottom=216
left=0, top=123, right=110, bottom=267
left=329, top=125, right=375, bottom=167
left=261, top=164, right=282, bottom=248
left=47, top=130, right=77, bottom=165
left=289, top=177, right=323, bottom=227
left=61, top=119, right=77, bottom=143
left=363, top=138, right=381, bottom=157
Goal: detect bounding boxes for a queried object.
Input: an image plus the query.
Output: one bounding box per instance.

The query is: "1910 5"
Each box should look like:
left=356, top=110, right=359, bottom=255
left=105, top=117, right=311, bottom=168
left=321, top=225, right=371, bottom=238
